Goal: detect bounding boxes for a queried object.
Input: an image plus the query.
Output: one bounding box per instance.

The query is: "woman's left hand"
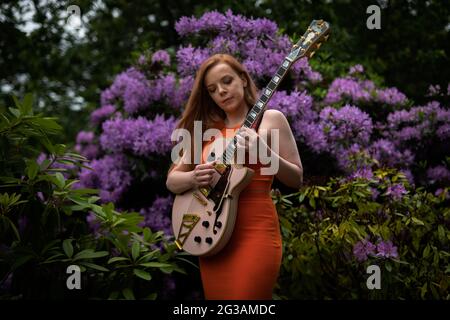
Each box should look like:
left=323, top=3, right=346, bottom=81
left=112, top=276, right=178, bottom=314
left=236, top=127, right=259, bottom=154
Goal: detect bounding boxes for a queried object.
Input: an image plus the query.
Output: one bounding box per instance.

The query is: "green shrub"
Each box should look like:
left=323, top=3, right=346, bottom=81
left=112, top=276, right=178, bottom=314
left=274, top=168, right=450, bottom=299
left=0, top=94, right=189, bottom=299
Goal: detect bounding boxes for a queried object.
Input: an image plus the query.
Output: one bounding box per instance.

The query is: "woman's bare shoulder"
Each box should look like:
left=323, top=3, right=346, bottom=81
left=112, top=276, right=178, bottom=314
left=260, top=109, right=288, bottom=130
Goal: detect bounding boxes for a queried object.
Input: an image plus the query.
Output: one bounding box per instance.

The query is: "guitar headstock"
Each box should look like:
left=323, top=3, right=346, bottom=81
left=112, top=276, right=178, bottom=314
left=288, top=19, right=331, bottom=62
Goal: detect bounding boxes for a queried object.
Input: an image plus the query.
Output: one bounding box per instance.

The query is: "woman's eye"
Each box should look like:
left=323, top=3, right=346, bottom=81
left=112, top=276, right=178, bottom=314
left=223, top=78, right=232, bottom=84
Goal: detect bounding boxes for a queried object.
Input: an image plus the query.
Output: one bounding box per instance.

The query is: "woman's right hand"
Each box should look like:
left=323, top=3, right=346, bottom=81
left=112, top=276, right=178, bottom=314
left=192, top=161, right=216, bottom=188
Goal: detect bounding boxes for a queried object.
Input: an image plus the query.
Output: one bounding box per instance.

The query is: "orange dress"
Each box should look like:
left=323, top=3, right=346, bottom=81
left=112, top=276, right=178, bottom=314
left=199, top=122, right=282, bottom=300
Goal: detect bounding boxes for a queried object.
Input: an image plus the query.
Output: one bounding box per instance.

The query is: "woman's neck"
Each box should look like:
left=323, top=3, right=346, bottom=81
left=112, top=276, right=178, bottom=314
left=223, top=104, right=249, bottom=128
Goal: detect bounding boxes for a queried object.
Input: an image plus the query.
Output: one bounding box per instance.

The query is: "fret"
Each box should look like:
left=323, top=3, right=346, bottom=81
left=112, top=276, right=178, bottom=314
left=273, top=75, right=281, bottom=83
left=244, top=119, right=252, bottom=127
left=267, top=81, right=277, bottom=90
left=260, top=94, right=268, bottom=103
left=256, top=101, right=264, bottom=108
left=253, top=105, right=261, bottom=112
left=264, top=88, right=272, bottom=96
left=276, top=68, right=286, bottom=78
left=282, top=59, right=290, bottom=68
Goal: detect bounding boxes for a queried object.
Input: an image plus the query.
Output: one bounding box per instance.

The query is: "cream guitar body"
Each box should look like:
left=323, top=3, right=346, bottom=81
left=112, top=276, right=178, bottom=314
left=172, top=164, right=254, bottom=256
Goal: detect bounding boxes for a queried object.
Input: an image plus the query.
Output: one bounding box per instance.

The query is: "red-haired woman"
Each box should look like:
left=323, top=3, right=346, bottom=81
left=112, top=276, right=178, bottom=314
left=166, top=54, right=303, bottom=300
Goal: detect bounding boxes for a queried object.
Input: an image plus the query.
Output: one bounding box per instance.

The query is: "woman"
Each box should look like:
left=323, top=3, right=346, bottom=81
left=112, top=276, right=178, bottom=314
left=166, top=53, right=303, bottom=300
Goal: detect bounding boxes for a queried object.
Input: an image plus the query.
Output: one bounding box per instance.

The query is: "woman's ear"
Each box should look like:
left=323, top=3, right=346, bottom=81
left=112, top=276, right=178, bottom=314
left=241, top=73, right=247, bottom=87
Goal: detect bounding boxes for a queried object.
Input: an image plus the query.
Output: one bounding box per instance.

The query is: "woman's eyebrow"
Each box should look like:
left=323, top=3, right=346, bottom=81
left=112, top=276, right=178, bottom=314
left=206, top=74, right=232, bottom=87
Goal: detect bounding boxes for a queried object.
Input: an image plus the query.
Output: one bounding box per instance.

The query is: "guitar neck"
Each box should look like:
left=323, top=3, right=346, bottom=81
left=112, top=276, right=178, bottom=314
left=221, top=57, right=293, bottom=164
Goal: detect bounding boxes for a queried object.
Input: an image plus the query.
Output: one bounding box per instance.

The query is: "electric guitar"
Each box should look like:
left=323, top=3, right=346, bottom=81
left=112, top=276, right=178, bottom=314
left=171, top=19, right=330, bottom=256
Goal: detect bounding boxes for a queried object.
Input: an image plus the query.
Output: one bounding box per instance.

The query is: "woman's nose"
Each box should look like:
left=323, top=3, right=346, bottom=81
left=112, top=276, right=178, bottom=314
left=218, top=85, right=227, bottom=94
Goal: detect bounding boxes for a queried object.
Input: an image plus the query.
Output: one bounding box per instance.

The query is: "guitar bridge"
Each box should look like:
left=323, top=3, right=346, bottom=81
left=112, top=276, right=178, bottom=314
left=175, top=214, right=200, bottom=249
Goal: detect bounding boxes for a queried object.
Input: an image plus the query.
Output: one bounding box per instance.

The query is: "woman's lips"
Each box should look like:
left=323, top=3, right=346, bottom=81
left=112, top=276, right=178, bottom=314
left=222, top=97, right=233, bottom=104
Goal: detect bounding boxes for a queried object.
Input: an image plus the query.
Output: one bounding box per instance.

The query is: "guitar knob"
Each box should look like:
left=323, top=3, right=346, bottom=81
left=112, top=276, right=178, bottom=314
left=194, top=236, right=201, bottom=243
left=202, top=221, right=210, bottom=228
left=215, top=221, right=222, bottom=229
left=205, top=237, right=213, bottom=244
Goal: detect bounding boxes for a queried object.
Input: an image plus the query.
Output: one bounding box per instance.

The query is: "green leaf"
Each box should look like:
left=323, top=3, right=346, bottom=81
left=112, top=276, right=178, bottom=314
left=437, top=225, right=445, bottom=243
left=309, top=197, right=316, bottom=209
left=298, top=193, right=306, bottom=203
left=54, top=172, right=65, bottom=189
left=79, top=262, right=109, bottom=272
left=132, top=241, right=140, bottom=261
left=139, top=262, right=173, bottom=268
left=107, top=257, right=129, bottom=264
left=63, top=239, right=74, bottom=258
left=411, top=217, right=425, bottom=226
left=122, top=288, right=135, bottom=300
left=26, top=160, right=39, bottom=180
left=8, top=107, right=20, bottom=118
left=22, top=93, right=34, bottom=115
left=74, top=249, right=109, bottom=260
left=423, top=245, right=431, bottom=258
left=133, top=269, right=152, bottom=281
left=29, top=117, right=62, bottom=133
left=12, top=254, right=34, bottom=269
left=146, top=293, right=158, bottom=300
left=6, top=217, right=20, bottom=241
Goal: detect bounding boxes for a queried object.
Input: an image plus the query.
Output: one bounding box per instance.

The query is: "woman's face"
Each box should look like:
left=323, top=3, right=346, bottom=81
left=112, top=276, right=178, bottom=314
left=204, top=63, right=247, bottom=113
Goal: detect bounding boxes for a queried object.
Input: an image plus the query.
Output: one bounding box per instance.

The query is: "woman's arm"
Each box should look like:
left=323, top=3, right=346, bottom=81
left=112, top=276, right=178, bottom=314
left=258, top=109, right=304, bottom=189
left=166, top=153, right=217, bottom=194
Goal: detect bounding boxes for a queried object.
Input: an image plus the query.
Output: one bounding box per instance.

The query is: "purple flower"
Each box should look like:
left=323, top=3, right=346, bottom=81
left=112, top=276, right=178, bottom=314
left=386, top=183, right=407, bottom=201
left=152, top=50, right=171, bottom=66
left=100, top=68, right=152, bottom=114
left=369, top=139, right=415, bottom=167
left=76, top=131, right=95, bottom=144
left=353, top=238, right=377, bottom=262
left=426, top=84, right=441, bottom=97
left=348, top=167, right=374, bottom=180
left=100, top=114, right=177, bottom=156
left=427, top=165, right=450, bottom=184
left=86, top=211, right=103, bottom=238
left=139, top=195, right=174, bottom=235
left=77, top=154, right=132, bottom=203
left=349, top=64, right=364, bottom=75
left=176, top=45, right=210, bottom=77
left=267, top=90, right=314, bottom=120
left=90, top=104, right=116, bottom=126
left=324, top=77, right=372, bottom=104
left=386, top=101, right=450, bottom=145
left=375, top=87, right=407, bottom=106
left=376, top=240, right=399, bottom=259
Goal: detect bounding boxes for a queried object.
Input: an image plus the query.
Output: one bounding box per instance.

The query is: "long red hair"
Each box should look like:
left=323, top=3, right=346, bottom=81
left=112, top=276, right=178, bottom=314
left=169, top=54, right=259, bottom=172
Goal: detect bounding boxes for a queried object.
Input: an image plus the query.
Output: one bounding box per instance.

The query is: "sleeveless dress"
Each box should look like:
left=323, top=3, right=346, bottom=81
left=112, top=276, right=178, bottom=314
left=199, top=121, right=282, bottom=300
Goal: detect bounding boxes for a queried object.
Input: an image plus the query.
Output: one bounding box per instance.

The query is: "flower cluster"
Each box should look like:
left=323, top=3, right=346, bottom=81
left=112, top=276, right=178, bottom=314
left=77, top=154, right=132, bottom=203
left=100, top=114, right=177, bottom=156
left=353, top=238, right=399, bottom=262
left=175, top=10, right=320, bottom=83
left=300, top=105, right=373, bottom=169
left=385, top=101, right=450, bottom=146
left=138, top=195, right=174, bottom=235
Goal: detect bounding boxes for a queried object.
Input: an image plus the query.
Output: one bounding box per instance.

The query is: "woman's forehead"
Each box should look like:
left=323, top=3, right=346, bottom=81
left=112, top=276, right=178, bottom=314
left=205, top=63, right=237, bottom=83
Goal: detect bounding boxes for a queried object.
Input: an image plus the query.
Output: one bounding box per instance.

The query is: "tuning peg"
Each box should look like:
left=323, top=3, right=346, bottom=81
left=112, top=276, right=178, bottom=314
left=309, top=51, right=316, bottom=58
left=316, top=43, right=322, bottom=49
left=324, top=35, right=330, bottom=41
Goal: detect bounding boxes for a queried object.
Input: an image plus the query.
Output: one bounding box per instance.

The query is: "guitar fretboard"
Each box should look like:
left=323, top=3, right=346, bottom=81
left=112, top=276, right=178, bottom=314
left=221, top=58, right=293, bottom=164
